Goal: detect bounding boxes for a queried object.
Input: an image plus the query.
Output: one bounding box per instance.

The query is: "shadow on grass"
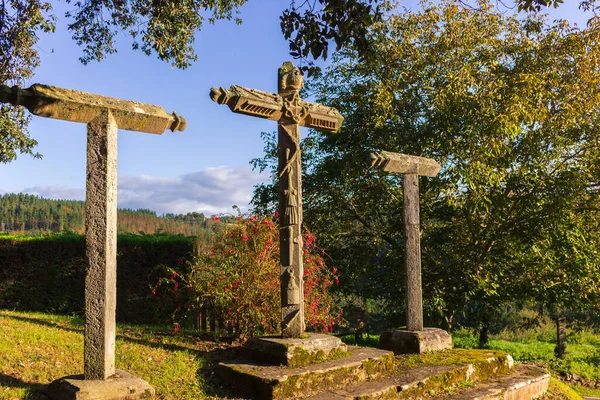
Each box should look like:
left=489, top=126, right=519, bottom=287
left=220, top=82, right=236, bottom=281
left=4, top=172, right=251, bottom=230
left=2, top=312, right=247, bottom=399
left=2, top=313, right=201, bottom=353
left=0, top=373, right=48, bottom=400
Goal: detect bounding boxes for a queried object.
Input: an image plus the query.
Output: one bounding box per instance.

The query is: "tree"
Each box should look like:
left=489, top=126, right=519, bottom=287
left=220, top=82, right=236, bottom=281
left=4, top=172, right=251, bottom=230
left=252, top=0, right=600, bottom=334
left=1, top=0, right=597, bottom=162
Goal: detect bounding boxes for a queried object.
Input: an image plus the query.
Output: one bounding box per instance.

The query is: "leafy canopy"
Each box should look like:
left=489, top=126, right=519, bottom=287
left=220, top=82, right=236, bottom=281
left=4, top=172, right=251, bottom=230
left=253, top=0, right=600, bottom=329
left=0, top=0, right=597, bottom=162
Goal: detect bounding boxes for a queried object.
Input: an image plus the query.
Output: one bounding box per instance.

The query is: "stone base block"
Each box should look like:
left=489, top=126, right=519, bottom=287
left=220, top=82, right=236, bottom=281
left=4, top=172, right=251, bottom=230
left=379, top=327, right=453, bottom=354
left=45, top=369, right=155, bottom=400
left=244, top=333, right=348, bottom=367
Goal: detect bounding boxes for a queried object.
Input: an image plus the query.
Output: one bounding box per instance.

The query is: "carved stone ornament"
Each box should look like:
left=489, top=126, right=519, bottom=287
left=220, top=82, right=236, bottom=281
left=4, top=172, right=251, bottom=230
left=285, top=268, right=301, bottom=305
left=283, top=169, right=299, bottom=225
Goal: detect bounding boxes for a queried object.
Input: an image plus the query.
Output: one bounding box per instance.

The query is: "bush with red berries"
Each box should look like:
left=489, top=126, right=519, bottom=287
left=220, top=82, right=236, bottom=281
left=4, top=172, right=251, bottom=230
left=154, top=215, right=342, bottom=337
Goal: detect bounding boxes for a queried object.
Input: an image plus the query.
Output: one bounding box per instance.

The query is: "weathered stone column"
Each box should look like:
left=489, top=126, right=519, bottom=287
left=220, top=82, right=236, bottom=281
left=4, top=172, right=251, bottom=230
left=1, top=82, right=187, bottom=398
left=403, top=173, right=423, bottom=331
left=84, top=109, right=118, bottom=380
left=372, top=151, right=453, bottom=354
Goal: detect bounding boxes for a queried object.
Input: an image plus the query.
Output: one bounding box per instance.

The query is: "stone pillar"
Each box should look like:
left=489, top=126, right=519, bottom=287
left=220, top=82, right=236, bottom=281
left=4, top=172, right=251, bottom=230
left=278, top=119, right=305, bottom=338
left=403, top=173, right=423, bottom=331
left=84, top=109, right=118, bottom=380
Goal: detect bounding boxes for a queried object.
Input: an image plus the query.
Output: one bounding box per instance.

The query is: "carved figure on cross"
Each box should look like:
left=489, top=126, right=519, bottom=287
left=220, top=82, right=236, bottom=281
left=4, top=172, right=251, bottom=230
left=210, top=62, right=343, bottom=337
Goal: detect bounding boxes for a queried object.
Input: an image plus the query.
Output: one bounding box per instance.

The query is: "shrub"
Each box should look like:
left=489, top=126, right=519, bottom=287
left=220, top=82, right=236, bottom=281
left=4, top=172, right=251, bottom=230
left=155, top=215, right=342, bottom=338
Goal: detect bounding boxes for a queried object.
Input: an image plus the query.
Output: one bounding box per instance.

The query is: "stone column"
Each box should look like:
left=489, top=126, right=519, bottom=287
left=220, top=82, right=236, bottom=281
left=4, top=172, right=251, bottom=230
left=84, top=109, right=118, bottom=380
left=403, top=173, right=423, bottom=331
left=278, top=118, right=305, bottom=338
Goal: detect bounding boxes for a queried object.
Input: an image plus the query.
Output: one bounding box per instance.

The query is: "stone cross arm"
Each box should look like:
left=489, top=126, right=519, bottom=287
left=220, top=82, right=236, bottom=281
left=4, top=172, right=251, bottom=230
left=369, top=151, right=441, bottom=177
left=0, top=83, right=187, bottom=134
left=209, top=85, right=343, bottom=132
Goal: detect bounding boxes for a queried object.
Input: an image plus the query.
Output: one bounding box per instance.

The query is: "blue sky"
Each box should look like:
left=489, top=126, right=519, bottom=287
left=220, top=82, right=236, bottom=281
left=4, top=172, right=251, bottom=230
left=0, top=0, right=587, bottom=216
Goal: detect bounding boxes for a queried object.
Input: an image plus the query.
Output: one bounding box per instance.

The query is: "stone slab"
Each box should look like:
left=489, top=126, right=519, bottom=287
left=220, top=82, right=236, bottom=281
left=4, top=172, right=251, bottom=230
left=430, top=363, right=550, bottom=399
left=307, top=351, right=514, bottom=399
left=244, top=333, right=348, bottom=366
left=45, top=369, right=155, bottom=400
left=217, top=346, right=394, bottom=399
left=380, top=328, right=453, bottom=354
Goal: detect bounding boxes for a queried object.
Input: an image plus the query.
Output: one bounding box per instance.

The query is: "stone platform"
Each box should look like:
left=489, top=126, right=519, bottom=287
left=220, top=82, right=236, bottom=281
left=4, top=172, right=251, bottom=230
left=45, top=369, right=154, bottom=400
left=380, top=328, right=453, bottom=354
left=218, top=346, right=394, bottom=399
left=218, top=345, right=550, bottom=400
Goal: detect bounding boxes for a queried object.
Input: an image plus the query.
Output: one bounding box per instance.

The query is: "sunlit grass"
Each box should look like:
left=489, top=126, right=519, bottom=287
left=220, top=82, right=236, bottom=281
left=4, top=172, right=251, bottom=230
left=0, top=310, right=234, bottom=400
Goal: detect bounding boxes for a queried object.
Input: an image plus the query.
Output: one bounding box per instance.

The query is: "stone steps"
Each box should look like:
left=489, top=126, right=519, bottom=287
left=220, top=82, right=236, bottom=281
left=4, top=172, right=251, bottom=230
left=306, top=352, right=515, bottom=400
left=216, top=338, right=549, bottom=400
left=430, top=363, right=550, bottom=400
left=305, top=363, right=548, bottom=400
left=216, top=346, right=395, bottom=400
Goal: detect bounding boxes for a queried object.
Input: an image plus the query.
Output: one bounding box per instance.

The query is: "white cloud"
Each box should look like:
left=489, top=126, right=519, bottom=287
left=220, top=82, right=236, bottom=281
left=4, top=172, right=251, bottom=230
left=22, top=185, right=86, bottom=201
left=17, top=166, right=267, bottom=216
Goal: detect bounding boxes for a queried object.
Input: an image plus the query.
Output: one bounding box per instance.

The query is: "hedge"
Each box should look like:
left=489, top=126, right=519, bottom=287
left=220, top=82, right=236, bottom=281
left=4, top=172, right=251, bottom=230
left=0, top=233, right=194, bottom=324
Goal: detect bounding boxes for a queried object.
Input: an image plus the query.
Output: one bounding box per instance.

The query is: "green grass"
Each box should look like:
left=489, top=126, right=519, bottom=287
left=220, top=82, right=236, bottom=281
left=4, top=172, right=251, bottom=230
left=0, top=310, right=241, bottom=399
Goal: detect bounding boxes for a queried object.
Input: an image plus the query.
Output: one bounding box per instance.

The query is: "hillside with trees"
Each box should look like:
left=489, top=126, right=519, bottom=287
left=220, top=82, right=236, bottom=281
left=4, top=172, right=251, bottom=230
left=0, top=193, right=222, bottom=236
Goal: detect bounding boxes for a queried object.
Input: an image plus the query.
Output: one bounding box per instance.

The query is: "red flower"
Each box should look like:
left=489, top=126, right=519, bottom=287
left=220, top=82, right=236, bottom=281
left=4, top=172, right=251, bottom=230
left=173, top=324, right=180, bottom=333
left=242, top=235, right=249, bottom=242
left=213, top=216, right=220, bottom=222
left=233, top=281, right=240, bottom=288
left=151, top=289, right=156, bottom=295
left=332, top=268, right=338, bottom=274
left=172, top=272, right=177, bottom=279
left=324, top=326, right=329, bottom=333
left=174, top=282, right=179, bottom=289
left=251, top=215, right=258, bottom=222
left=274, top=210, right=279, bottom=218
left=335, top=277, right=339, bottom=285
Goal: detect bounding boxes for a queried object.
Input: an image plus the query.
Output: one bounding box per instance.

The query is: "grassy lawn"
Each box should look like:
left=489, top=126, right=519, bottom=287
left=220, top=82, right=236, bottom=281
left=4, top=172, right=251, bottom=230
left=3, top=309, right=600, bottom=399
left=0, top=310, right=242, bottom=400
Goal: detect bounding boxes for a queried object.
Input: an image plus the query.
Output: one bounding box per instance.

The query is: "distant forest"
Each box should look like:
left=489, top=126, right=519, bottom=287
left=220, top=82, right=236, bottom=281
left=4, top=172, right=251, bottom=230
left=0, top=193, right=228, bottom=237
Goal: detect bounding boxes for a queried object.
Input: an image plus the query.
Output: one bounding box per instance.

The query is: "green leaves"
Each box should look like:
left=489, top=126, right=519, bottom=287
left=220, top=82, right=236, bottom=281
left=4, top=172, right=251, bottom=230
left=0, top=0, right=54, bottom=162
left=64, top=0, right=247, bottom=69
left=254, top=0, right=600, bottom=328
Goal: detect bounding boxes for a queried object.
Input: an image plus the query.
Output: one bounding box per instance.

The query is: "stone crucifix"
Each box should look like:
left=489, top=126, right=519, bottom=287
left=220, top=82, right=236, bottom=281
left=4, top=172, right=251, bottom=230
left=210, top=62, right=343, bottom=338
left=1, top=83, right=185, bottom=396
left=370, top=151, right=440, bottom=331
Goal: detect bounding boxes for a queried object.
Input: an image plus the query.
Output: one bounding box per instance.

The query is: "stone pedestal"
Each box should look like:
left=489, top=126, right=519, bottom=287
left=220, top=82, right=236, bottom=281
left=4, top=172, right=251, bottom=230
left=379, top=328, right=453, bottom=355
left=244, top=333, right=348, bottom=367
left=46, top=369, right=155, bottom=400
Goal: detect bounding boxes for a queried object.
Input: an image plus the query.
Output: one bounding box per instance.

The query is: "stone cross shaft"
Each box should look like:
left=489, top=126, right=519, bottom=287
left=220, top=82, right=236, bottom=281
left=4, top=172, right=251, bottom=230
left=210, top=62, right=343, bottom=338
left=1, top=83, right=186, bottom=380
left=370, top=151, right=441, bottom=331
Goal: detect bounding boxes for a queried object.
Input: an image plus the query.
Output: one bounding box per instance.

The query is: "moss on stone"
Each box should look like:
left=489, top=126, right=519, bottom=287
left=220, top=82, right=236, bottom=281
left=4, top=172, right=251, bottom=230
left=397, top=348, right=508, bottom=370
left=287, top=346, right=350, bottom=367
left=273, top=358, right=386, bottom=398
left=391, top=349, right=512, bottom=399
